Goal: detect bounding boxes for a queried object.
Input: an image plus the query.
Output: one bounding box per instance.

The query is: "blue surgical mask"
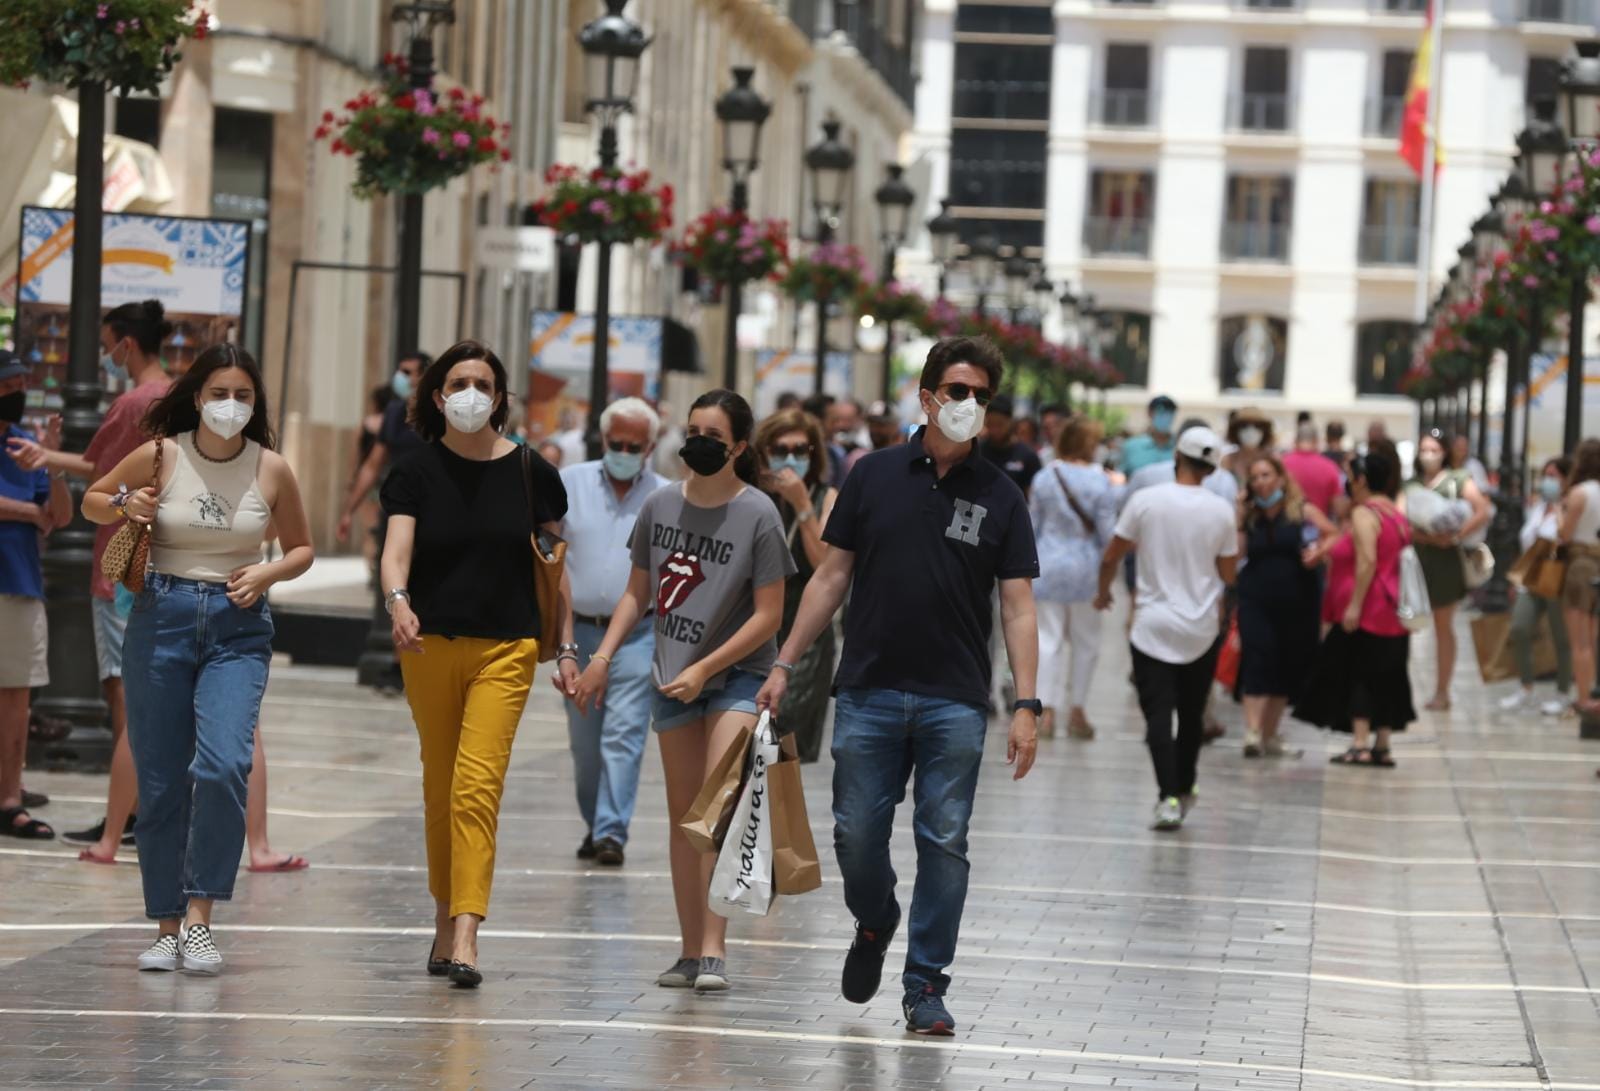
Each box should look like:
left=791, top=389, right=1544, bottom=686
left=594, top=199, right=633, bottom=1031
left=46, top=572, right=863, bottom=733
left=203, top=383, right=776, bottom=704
left=1151, top=408, right=1175, bottom=433
left=101, top=344, right=128, bottom=386
left=1254, top=488, right=1284, bottom=509
left=772, top=455, right=810, bottom=480
left=1540, top=477, right=1562, bottom=502
left=391, top=371, right=413, bottom=399
left=602, top=447, right=644, bottom=481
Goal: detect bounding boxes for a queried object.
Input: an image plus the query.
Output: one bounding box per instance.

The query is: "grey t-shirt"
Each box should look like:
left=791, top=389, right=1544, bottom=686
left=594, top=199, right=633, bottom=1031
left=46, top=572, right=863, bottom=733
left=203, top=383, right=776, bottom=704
left=628, top=483, right=797, bottom=691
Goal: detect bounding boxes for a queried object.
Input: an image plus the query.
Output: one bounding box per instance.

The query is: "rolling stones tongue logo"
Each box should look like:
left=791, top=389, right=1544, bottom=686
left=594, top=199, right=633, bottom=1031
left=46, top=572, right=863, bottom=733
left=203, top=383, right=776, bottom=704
left=657, top=551, right=706, bottom=614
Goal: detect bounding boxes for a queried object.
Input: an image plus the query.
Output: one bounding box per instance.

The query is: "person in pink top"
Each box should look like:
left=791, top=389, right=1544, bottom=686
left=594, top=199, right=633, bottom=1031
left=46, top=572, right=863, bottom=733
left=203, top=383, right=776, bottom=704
left=1282, top=420, right=1343, bottom=517
left=1296, top=441, right=1415, bottom=767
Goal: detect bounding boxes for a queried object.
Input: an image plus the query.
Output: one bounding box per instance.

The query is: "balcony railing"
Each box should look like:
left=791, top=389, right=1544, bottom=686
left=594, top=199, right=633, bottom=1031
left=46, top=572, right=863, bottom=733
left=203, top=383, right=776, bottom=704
left=1235, top=0, right=1301, bottom=11
left=1359, top=225, right=1420, bottom=265
left=1090, top=89, right=1152, bottom=128
left=1222, top=221, right=1291, bottom=262
left=1231, top=93, right=1293, bottom=133
left=1518, top=0, right=1594, bottom=22
left=1371, top=0, right=1426, bottom=12
left=1084, top=216, right=1153, bottom=257
left=786, top=0, right=914, bottom=108
left=1366, top=95, right=1406, bottom=138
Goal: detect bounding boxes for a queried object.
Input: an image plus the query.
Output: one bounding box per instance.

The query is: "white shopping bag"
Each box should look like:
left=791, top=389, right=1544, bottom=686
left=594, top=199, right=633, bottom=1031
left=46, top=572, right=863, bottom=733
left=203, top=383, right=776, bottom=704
left=709, top=712, right=780, bottom=918
left=1397, top=544, right=1432, bottom=632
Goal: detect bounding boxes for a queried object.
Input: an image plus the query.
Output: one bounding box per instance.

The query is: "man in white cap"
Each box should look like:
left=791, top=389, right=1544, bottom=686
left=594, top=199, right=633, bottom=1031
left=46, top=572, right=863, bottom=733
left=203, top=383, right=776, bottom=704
left=1094, top=425, right=1238, bottom=830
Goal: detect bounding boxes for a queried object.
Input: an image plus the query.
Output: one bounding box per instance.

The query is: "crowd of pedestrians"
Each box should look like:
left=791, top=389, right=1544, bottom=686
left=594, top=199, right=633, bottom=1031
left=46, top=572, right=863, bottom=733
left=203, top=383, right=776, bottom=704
left=17, top=306, right=1600, bottom=1039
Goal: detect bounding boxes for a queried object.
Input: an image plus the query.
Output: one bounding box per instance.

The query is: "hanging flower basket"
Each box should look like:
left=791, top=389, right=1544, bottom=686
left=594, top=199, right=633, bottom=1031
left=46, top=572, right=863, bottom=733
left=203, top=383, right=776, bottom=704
left=0, top=0, right=205, bottom=94
left=530, top=164, right=673, bottom=246
left=675, top=207, right=788, bottom=284
left=779, top=242, right=870, bottom=302
left=316, top=54, right=510, bottom=199
left=855, top=280, right=928, bottom=326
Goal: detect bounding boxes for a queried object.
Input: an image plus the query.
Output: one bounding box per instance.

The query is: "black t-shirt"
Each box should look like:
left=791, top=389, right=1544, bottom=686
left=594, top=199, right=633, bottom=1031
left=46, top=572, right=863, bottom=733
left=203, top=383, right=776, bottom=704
left=980, top=440, right=1042, bottom=493
left=380, top=442, right=567, bottom=641
left=823, top=428, right=1039, bottom=708
left=379, top=398, right=427, bottom=462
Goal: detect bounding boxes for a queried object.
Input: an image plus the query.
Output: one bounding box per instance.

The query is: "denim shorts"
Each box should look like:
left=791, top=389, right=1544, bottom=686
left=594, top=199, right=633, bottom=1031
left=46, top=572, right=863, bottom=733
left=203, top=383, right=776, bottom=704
left=92, top=595, right=128, bottom=680
left=652, top=667, right=765, bottom=732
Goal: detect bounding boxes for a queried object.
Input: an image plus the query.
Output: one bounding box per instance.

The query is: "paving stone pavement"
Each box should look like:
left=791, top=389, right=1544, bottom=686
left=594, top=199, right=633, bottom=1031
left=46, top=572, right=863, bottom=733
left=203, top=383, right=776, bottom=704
left=4, top=612, right=1600, bottom=1090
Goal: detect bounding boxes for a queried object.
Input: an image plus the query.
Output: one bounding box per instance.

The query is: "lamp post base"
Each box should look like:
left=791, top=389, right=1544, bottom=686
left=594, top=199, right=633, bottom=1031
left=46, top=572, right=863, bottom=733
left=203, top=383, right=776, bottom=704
left=1477, top=489, right=1523, bottom=616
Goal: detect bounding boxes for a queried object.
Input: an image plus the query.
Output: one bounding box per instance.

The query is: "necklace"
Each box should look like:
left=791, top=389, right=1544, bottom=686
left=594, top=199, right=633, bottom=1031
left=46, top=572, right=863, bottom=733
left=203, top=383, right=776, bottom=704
left=191, top=433, right=245, bottom=464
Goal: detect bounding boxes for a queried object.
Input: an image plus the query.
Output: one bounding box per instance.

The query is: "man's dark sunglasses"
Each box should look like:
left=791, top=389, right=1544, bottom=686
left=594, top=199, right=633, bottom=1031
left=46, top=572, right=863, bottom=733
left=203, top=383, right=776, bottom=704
left=939, top=382, right=993, bottom=407
left=606, top=439, right=645, bottom=455
left=768, top=442, right=812, bottom=458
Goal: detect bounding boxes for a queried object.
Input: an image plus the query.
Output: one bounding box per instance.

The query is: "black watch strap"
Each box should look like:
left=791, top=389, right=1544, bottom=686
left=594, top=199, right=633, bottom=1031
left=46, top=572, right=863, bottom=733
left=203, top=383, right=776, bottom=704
left=1012, top=699, right=1043, bottom=715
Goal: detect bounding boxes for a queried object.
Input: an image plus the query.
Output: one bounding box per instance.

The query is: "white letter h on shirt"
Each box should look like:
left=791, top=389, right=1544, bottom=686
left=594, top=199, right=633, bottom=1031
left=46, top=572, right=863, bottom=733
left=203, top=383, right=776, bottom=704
left=944, top=499, right=988, bottom=546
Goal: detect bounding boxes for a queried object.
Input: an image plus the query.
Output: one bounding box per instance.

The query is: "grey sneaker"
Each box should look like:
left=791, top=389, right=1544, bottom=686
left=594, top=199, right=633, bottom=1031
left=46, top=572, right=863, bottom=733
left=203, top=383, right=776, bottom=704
left=180, top=923, right=222, bottom=975
left=1262, top=736, right=1286, bottom=758
left=1179, top=789, right=1198, bottom=818
left=656, top=957, right=699, bottom=988
left=137, top=933, right=179, bottom=972
left=1152, top=797, right=1183, bottom=831
left=693, top=956, right=729, bottom=992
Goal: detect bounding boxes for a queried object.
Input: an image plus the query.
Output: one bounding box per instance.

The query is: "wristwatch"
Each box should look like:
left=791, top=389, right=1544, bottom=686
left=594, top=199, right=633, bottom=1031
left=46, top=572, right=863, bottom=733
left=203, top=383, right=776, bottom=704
left=1011, top=698, right=1043, bottom=716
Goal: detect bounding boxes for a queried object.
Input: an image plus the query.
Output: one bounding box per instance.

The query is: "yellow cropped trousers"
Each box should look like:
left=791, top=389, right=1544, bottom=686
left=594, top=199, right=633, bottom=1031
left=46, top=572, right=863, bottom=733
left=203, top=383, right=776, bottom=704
left=399, top=635, right=537, bottom=919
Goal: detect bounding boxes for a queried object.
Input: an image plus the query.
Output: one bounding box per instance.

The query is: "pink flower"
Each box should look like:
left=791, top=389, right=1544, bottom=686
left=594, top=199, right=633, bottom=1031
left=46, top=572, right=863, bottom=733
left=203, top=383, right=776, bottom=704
left=1548, top=250, right=1560, bottom=263
left=96, top=3, right=107, bottom=17
left=588, top=198, right=609, bottom=214
left=452, top=131, right=471, bottom=149
left=1587, top=215, right=1600, bottom=234
left=413, top=90, right=435, bottom=117
left=422, top=128, right=440, bottom=145
left=598, top=177, right=614, bottom=191
left=1524, top=274, right=1540, bottom=288
left=114, top=19, right=125, bottom=33
left=129, top=17, right=139, bottom=29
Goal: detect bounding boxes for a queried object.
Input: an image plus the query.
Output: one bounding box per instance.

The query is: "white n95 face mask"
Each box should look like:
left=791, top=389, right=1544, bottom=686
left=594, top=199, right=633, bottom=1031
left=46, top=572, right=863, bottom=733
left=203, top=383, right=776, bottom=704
left=933, top=395, right=985, bottom=444
left=201, top=399, right=253, bottom=441
left=443, top=388, right=494, bottom=434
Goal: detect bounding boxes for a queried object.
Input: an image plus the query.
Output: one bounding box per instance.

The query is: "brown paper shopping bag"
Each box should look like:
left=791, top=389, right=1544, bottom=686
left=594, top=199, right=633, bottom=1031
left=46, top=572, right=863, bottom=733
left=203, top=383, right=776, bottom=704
left=768, top=731, right=822, bottom=896
left=679, top=721, right=754, bottom=855
left=1471, top=610, right=1556, bottom=685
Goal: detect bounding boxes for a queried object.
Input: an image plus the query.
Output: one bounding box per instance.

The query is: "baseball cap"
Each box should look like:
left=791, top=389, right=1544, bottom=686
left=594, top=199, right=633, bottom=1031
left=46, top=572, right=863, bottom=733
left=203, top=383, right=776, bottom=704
left=1149, top=394, right=1177, bottom=413
left=0, top=348, right=29, bottom=383
left=1176, top=425, right=1223, bottom=468
left=986, top=394, right=1015, bottom=418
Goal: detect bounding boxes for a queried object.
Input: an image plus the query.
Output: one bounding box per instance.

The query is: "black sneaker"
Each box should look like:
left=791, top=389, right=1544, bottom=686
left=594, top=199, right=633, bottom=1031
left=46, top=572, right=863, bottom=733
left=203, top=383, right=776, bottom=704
left=902, top=986, right=956, bottom=1036
left=841, top=904, right=900, bottom=1004
left=576, top=834, right=596, bottom=860
left=62, top=818, right=106, bottom=846
left=594, top=837, right=624, bottom=867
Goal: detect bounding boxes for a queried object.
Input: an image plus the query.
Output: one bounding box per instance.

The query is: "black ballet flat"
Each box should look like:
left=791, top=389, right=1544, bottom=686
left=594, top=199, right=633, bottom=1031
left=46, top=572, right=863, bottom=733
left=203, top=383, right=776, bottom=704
left=449, top=961, right=482, bottom=988
left=426, top=943, right=451, bottom=977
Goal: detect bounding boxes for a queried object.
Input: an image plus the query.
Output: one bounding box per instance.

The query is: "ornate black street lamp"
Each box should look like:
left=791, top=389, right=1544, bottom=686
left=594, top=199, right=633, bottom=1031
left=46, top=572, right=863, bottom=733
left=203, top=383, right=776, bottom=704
left=968, top=231, right=999, bottom=315
left=1003, top=252, right=1031, bottom=326
left=1500, top=170, right=1537, bottom=485
left=1473, top=205, right=1521, bottom=613
left=926, top=198, right=959, bottom=299
left=714, top=66, right=769, bottom=390
left=804, top=119, right=855, bottom=396
left=578, top=0, right=649, bottom=457
left=873, top=163, right=914, bottom=401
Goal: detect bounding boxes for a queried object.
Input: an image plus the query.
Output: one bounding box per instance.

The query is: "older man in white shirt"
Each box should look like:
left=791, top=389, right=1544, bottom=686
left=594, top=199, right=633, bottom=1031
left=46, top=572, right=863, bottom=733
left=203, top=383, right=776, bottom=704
left=556, top=397, right=665, bottom=867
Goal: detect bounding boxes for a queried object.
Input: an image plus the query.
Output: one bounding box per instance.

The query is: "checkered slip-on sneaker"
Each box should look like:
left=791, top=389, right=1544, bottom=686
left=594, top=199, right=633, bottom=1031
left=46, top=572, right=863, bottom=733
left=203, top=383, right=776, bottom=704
left=180, top=924, right=223, bottom=975
left=137, top=933, right=179, bottom=972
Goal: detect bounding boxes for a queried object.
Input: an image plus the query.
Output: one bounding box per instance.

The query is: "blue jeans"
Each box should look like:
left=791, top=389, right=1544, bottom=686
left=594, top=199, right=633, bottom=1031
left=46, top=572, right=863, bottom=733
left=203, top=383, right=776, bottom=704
left=566, top=618, right=653, bottom=844
left=123, top=574, right=273, bottom=919
left=831, top=687, right=988, bottom=996
left=651, top=667, right=765, bottom=731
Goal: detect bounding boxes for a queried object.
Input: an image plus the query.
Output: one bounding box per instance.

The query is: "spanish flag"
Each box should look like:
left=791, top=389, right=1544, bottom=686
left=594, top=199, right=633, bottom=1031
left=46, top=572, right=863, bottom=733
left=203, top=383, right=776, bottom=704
left=1399, top=0, right=1439, bottom=178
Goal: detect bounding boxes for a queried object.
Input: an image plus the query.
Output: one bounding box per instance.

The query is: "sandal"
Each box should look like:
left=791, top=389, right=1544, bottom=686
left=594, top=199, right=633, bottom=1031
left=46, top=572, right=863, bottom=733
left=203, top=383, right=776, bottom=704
left=1370, top=747, right=1396, bottom=768
left=1329, top=747, right=1373, bottom=766
left=21, top=789, right=48, bottom=809
left=0, top=807, right=54, bottom=840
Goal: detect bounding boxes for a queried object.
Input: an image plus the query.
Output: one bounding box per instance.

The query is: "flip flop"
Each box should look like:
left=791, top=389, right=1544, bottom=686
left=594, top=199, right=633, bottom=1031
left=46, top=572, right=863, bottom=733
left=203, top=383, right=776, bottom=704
left=77, top=848, right=118, bottom=865
left=247, top=854, right=309, bottom=873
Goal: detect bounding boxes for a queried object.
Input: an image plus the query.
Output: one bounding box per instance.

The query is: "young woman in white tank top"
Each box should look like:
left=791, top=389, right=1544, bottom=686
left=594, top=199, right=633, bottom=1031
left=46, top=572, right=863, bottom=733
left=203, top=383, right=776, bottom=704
left=82, top=344, right=313, bottom=976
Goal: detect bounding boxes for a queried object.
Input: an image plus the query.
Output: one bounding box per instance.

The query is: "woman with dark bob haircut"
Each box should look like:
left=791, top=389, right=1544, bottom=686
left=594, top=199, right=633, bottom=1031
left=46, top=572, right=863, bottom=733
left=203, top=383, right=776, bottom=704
left=82, top=343, right=314, bottom=975
left=380, top=339, right=572, bottom=989
left=1297, top=440, right=1416, bottom=766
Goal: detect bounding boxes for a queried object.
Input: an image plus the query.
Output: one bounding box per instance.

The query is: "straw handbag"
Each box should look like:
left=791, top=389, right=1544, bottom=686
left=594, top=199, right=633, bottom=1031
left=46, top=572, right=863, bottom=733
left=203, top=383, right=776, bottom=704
left=99, top=438, right=164, bottom=593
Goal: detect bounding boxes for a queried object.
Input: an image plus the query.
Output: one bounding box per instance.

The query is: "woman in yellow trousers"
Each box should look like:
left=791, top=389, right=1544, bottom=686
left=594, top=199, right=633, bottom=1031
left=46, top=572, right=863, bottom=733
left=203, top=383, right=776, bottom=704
left=379, top=340, right=574, bottom=988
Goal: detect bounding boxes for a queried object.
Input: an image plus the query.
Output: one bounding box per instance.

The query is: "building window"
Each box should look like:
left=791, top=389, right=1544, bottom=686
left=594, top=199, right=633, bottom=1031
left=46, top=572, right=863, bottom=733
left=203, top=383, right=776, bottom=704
left=950, top=128, right=1048, bottom=212
left=1518, top=0, right=1591, bottom=24
left=1104, top=311, right=1152, bottom=387
left=1222, top=176, right=1292, bottom=262
left=1096, top=44, right=1151, bottom=128
left=1359, top=179, right=1421, bottom=265
left=210, top=107, right=273, bottom=362
left=1356, top=320, right=1414, bottom=395
left=1368, top=51, right=1412, bottom=137
left=1374, top=0, right=1426, bottom=11
left=1084, top=170, right=1154, bottom=257
left=957, top=216, right=1044, bottom=254
left=1219, top=315, right=1288, bottom=393
left=954, top=3, right=1054, bottom=34
left=1235, top=47, right=1291, bottom=132
left=953, top=38, right=1051, bottom=119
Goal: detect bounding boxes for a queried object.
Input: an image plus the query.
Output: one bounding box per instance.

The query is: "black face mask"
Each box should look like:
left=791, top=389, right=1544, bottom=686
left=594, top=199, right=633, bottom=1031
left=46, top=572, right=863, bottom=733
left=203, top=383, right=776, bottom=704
left=0, top=390, right=25, bottom=425
left=680, top=434, right=731, bottom=477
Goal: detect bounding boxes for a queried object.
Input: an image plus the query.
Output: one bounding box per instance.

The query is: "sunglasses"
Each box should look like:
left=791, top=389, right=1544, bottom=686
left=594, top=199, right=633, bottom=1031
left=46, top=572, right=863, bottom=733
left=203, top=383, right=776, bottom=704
left=939, top=382, right=993, bottom=407
left=768, top=442, right=812, bottom=458
left=606, top=439, right=645, bottom=455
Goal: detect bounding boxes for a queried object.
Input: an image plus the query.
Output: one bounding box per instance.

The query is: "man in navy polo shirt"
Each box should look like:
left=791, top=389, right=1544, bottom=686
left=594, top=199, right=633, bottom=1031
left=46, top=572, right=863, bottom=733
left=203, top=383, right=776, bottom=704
left=757, top=335, right=1041, bottom=1037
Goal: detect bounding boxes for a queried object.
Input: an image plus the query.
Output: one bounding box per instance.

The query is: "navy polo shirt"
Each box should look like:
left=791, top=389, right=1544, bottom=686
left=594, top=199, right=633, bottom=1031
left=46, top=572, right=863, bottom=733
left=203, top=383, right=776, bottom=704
left=823, top=427, right=1039, bottom=708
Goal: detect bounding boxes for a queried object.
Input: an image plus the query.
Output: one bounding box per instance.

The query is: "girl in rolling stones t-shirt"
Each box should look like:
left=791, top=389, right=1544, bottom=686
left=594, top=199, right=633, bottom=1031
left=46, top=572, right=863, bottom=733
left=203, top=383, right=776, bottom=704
left=572, top=389, right=794, bottom=995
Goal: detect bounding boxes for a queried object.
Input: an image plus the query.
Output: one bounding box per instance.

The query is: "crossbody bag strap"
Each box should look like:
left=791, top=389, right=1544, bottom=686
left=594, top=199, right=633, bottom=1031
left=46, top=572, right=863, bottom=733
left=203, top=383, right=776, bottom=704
left=1052, top=465, right=1096, bottom=531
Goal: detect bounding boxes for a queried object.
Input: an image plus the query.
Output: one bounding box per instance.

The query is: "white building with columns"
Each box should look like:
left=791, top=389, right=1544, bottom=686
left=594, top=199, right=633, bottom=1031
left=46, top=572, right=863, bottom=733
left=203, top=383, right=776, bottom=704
left=906, top=0, right=1595, bottom=435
